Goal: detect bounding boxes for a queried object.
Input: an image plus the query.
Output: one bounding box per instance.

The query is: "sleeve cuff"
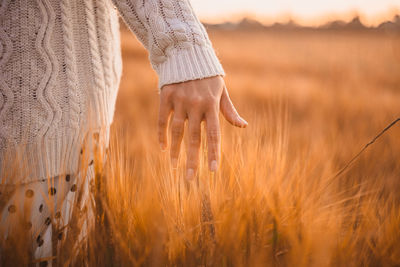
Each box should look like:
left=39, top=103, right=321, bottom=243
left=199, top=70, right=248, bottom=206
left=153, top=45, right=225, bottom=90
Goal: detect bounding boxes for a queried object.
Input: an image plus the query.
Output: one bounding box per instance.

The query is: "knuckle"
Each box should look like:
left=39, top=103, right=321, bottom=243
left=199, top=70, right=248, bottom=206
left=163, top=85, right=174, bottom=95
left=171, top=126, right=183, bottom=137
left=173, top=92, right=185, bottom=102
left=203, top=96, right=218, bottom=108
left=189, top=133, right=201, bottom=146
left=171, top=130, right=182, bottom=139
left=208, top=129, right=220, bottom=142
left=209, top=142, right=220, bottom=155
left=189, top=141, right=200, bottom=150
left=208, top=148, right=218, bottom=158
left=189, top=96, right=204, bottom=107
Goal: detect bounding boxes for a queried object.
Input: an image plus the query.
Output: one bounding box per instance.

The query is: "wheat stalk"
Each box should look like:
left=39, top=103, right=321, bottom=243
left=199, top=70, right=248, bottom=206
left=333, top=117, right=400, bottom=178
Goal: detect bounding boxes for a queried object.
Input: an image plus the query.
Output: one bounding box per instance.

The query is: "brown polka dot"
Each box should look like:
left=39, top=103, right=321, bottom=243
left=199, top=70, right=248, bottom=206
left=89, top=159, right=94, bottom=166
left=80, top=148, right=83, bottom=154
left=8, top=205, right=16, bottom=213
left=25, top=189, right=34, bottom=198
left=39, top=204, right=43, bottom=212
left=66, top=174, right=71, bottom=182
left=45, top=217, right=51, bottom=226
left=70, top=184, right=77, bottom=192
left=49, top=187, right=56, bottom=195
left=55, top=211, right=61, bottom=219
left=57, top=231, right=63, bottom=241
left=36, top=235, right=44, bottom=247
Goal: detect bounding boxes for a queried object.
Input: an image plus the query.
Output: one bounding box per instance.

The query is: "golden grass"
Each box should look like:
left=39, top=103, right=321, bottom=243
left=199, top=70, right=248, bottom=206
left=103, top=28, right=400, bottom=266
left=3, top=28, right=400, bottom=266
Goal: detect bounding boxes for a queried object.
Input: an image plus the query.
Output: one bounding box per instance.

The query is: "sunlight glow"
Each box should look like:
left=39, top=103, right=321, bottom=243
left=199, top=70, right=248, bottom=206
left=191, top=0, right=400, bottom=26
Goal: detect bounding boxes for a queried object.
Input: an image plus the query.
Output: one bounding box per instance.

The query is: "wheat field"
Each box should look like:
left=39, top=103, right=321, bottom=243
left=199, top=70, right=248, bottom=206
left=96, top=28, right=400, bottom=266
left=3, top=27, right=400, bottom=266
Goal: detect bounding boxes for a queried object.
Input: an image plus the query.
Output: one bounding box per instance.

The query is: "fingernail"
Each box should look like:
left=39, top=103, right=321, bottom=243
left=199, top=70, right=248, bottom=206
left=210, top=160, right=218, bottom=172
left=186, top=168, right=195, bottom=180
left=171, top=158, right=178, bottom=169
left=240, top=117, right=248, bottom=127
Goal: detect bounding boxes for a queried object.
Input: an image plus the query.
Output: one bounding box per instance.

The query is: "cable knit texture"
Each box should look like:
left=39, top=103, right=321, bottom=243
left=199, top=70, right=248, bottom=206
left=0, top=0, right=224, bottom=183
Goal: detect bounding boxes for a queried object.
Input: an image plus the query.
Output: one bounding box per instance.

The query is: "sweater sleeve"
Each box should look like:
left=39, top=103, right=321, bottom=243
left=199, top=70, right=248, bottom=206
left=110, top=0, right=225, bottom=89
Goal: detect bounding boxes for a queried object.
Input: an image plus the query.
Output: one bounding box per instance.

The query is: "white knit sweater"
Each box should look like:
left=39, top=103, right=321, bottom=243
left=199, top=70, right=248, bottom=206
left=0, top=0, right=224, bottom=183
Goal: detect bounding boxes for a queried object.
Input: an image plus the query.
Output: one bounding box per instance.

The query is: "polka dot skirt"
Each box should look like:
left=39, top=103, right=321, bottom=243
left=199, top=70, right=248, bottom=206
left=0, top=161, right=95, bottom=266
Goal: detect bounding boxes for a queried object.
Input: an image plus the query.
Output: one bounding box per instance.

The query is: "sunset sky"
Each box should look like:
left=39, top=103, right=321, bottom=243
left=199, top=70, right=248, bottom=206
left=191, top=0, right=400, bottom=26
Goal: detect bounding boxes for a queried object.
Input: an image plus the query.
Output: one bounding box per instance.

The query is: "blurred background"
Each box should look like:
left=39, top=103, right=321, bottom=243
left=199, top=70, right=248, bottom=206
left=103, top=1, right=400, bottom=265
left=192, top=0, right=399, bottom=27
left=114, top=0, right=400, bottom=160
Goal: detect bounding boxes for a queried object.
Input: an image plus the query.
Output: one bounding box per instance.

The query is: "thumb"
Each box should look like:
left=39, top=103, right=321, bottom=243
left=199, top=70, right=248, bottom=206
left=220, top=86, right=248, bottom=128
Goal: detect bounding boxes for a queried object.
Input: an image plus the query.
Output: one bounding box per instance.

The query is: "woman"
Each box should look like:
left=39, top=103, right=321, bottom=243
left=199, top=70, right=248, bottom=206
left=0, top=0, right=247, bottom=265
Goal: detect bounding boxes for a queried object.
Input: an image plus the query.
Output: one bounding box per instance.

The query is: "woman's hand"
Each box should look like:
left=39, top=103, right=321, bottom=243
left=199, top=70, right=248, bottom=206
left=158, top=76, right=247, bottom=180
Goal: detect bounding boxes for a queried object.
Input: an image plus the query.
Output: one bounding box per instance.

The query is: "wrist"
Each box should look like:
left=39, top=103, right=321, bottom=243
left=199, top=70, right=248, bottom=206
left=153, top=45, right=225, bottom=90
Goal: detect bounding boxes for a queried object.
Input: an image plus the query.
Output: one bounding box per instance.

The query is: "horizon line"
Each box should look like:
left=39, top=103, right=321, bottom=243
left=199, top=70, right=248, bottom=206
left=197, top=8, right=400, bottom=27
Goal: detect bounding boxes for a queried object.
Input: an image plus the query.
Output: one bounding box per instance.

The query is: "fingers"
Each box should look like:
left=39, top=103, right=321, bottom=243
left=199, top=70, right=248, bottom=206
left=220, top=86, right=248, bottom=128
left=170, top=105, right=186, bottom=169
left=206, top=110, right=221, bottom=172
left=160, top=78, right=246, bottom=175
left=186, top=113, right=202, bottom=180
left=158, top=95, right=171, bottom=150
